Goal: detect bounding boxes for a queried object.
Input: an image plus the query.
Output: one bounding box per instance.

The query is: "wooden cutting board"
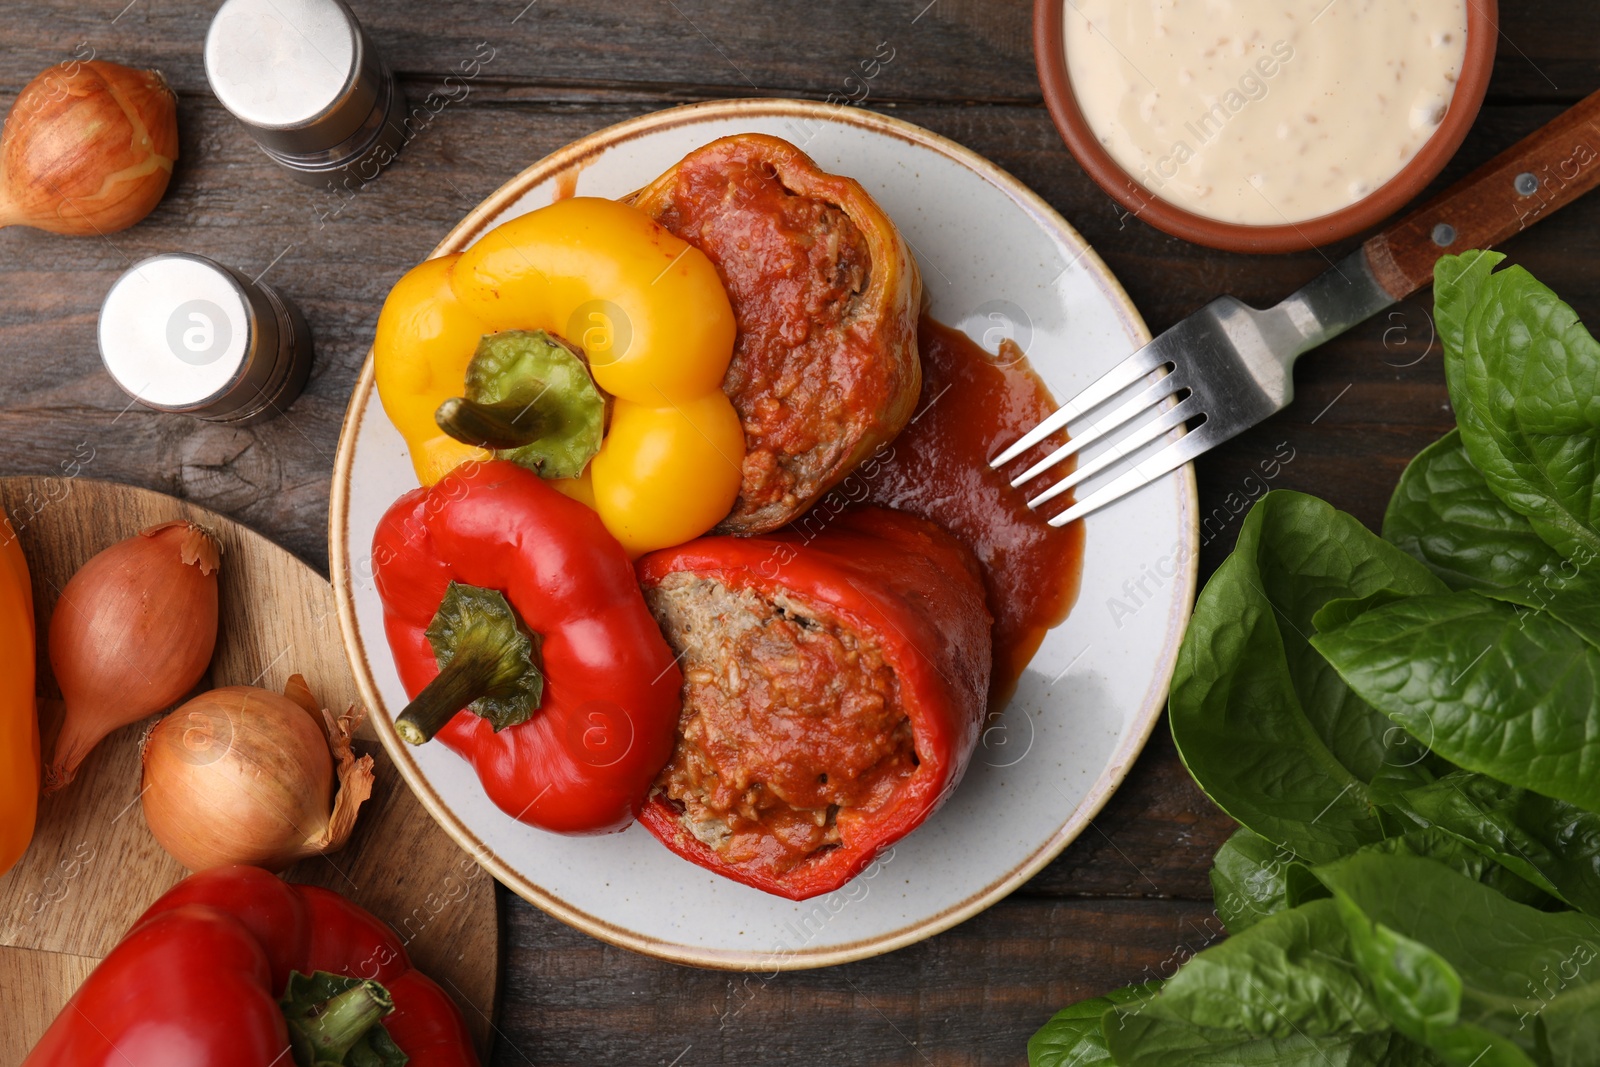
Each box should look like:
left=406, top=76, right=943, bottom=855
left=0, top=477, right=499, bottom=1066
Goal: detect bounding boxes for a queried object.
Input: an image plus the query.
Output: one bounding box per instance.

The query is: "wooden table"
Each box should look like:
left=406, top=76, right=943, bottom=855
left=2, top=2, right=1594, bottom=1063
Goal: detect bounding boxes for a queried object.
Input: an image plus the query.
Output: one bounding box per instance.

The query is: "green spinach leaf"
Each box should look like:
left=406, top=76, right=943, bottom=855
left=1106, top=1022, right=1413, bottom=1066
left=1382, top=427, right=1600, bottom=652
left=1211, top=828, right=1299, bottom=933
left=1314, top=593, right=1600, bottom=812
left=1171, top=492, right=1447, bottom=862
left=1028, top=982, right=1160, bottom=1067
left=1333, top=892, right=1533, bottom=1067
left=1437, top=251, right=1600, bottom=565
left=1316, top=852, right=1600, bottom=1066
left=1509, top=574, right=1600, bottom=655
left=1310, top=589, right=1425, bottom=633
left=1284, top=828, right=1552, bottom=913
left=1103, top=898, right=1452, bottom=1065
left=1540, top=979, right=1600, bottom=1067
left=1383, top=429, right=1566, bottom=594
left=1393, top=771, right=1600, bottom=917
left=1115, top=898, right=1387, bottom=1035
left=1433, top=251, right=1496, bottom=365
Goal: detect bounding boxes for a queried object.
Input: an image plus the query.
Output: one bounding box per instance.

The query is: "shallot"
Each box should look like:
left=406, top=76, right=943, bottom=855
left=0, top=59, right=179, bottom=235
left=44, top=521, right=219, bottom=792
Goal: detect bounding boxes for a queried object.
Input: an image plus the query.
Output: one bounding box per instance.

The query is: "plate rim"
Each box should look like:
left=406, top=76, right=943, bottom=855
left=329, top=97, right=1200, bottom=970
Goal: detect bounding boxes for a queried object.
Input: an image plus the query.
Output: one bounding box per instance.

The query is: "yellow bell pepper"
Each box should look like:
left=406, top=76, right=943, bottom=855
left=374, top=197, right=745, bottom=555
left=0, top=515, right=38, bottom=877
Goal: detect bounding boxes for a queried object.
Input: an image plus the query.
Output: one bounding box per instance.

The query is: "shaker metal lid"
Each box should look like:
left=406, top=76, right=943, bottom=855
left=204, top=0, right=376, bottom=155
left=98, top=254, right=267, bottom=412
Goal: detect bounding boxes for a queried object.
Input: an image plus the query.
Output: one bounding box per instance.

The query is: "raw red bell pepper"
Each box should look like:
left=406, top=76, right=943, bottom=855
left=24, top=865, right=476, bottom=1066
left=373, top=459, right=682, bottom=834
left=635, top=507, right=992, bottom=899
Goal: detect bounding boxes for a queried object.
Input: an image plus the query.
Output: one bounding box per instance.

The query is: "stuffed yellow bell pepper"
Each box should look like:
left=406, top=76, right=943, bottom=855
left=1, top=515, right=38, bottom=876
left=373, top=197, right=745, bottom=556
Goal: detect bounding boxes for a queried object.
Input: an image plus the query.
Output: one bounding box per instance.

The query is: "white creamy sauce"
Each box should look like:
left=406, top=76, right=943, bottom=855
left=1064, top=0, right=1468, bottom=225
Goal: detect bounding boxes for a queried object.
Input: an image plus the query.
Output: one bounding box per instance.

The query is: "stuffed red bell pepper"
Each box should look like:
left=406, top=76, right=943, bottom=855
left=373, top=459, right=681, bottom=834
left=24, top=865, right=476, bottom=1066
left=635, top=507, right=992, bottom=900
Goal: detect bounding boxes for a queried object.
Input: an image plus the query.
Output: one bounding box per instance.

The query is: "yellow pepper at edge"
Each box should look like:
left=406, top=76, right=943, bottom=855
left=373, top=197, right=745, bottom=556
left=0, top=515, right=38, bottom=877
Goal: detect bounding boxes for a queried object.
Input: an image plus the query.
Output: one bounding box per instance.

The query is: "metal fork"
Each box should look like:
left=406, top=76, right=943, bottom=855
left=992, top=88, right=1600, bottom=527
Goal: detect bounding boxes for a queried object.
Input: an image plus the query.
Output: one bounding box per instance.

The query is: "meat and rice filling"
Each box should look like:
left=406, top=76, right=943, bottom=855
left=645, top=572, right=917, bottom=874
left=652, top=171, right=874, bottom=525
left=630, top=134, right=923, bottom=536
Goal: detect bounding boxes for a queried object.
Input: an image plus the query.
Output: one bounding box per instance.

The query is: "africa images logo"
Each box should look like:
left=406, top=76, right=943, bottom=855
left=165, top=299, right=232, bottom=367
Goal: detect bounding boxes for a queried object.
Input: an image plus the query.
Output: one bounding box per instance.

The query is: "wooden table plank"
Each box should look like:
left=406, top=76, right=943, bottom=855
left=1, top=1, right=1596, bottom=1063
left=496, top=895, right=1223, bottom=1067
left=0, top=1, right=1037, bottom=104
left=2, top=1, right=1593, bottom=107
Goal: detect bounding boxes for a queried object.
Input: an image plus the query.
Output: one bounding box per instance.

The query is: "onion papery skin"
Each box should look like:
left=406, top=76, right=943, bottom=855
left=142, top=686, right=335, bottom=872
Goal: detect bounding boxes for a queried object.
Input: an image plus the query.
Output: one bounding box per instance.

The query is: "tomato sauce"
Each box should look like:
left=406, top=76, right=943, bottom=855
left=860, top=317, right=1085, bottom=709
left=631, top=135, right=925, bottom=537
left=646, top=151, right=877, bottom=518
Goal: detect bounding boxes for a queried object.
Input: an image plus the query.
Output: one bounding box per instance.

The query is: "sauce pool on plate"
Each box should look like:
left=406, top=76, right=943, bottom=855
left=852, top=317, right=1085, bottom=710
left=1064, top=0, right=1468, bottom=225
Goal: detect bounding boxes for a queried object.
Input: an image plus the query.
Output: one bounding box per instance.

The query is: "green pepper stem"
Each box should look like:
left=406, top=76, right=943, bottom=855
left=435, top=394, right=559, bottom=450
left=292, top=980, right=394, bottom=1062
left=396, top=647, right=504, bottom=745
left=398, top=581, right=546, bottom=744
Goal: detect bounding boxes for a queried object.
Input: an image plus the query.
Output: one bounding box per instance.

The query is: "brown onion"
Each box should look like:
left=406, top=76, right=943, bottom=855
left=0, top=60, right=179, bottom=235
left=44, top=521, right=219, bottom=793
left=140, top=677, right=374, bottom=872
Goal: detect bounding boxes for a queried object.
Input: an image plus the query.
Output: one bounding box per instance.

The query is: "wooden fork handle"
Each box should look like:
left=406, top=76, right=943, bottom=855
left=1364, top=88, right=1600, bottom=300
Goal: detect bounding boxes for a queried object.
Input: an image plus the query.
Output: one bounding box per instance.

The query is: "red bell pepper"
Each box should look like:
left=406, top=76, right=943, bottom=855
left=373, top=459, right=682, bottom=834
left=635, top=507, right=992, bottom=899
left=24, top=865, right=477, bottom=1066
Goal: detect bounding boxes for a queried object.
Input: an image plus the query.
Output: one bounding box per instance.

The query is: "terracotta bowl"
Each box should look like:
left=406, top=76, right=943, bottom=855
left=1033, top=0, right=1499, bottom=253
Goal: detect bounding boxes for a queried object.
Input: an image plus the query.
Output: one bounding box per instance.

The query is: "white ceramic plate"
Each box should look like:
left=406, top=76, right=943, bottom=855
left=331, top=100, right=1197, bottom=969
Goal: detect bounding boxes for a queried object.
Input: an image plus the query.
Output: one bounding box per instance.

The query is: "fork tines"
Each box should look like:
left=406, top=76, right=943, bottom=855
left=990, top=343, right=1196, bottom=527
